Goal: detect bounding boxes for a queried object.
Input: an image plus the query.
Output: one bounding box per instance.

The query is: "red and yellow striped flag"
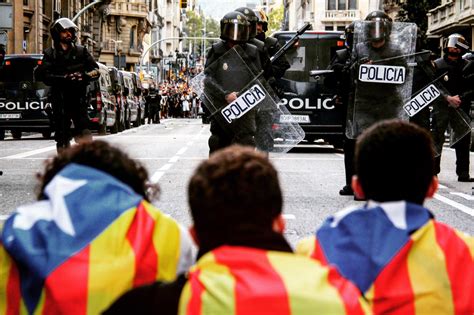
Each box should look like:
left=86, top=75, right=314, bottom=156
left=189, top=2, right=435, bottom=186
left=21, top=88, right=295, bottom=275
left=178, top=246, right=369, bottom=315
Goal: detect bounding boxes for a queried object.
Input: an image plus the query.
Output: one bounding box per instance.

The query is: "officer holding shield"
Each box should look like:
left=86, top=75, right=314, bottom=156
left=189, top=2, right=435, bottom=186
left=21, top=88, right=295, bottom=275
left=204, top=11, right=264, bottom=154
left=347, top=11, right=414, bottom=140
left=433, top=34, right=474, bottom=182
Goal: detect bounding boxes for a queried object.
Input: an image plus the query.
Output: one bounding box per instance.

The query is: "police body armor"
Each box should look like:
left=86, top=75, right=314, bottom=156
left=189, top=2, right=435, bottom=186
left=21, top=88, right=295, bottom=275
left=346, top=21, right=417, bottom=139
left=191, top=45, right=304, bottom=153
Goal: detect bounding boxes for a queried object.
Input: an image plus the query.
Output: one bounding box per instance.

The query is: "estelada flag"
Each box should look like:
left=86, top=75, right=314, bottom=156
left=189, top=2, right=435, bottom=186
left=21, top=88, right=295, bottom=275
left=297, top=201, right=474, bottom=315
left=179, top=246, right=369, bottom=315
left=0, top=163, right=194, bottom=315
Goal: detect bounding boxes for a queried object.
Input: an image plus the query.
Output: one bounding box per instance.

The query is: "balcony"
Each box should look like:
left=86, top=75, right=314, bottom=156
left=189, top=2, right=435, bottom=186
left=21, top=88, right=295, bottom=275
left=108, top=1, right=148, bottom=18
left=321, top=10, right=360, bottom=22
left=427, top=0, right=474, bottom=35
left=101, top=40, right=123, bottom=53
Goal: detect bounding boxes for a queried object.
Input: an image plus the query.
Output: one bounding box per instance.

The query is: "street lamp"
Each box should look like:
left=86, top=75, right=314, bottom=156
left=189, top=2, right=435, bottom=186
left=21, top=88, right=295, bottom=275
left=110, top=39, right=123, bottom=69
left=201, top=31, right=214, bottom=63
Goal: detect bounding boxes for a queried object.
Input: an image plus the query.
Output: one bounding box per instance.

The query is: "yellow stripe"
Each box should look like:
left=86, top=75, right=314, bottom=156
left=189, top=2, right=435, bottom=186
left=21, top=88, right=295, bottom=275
left=144, top=202, right=181, bottom=281
left=33, top=291, right=46, bottom=315
left=198, top=252, right=236, bottom=315
left=0, top=244, right=11, bottom=315
left=407, top=221, right=454, bottom=315
left=295, top=236, right=316, bottom=257
left=178, top=280, right=193, bottom=315
left=454, top=230, right=474, bottom=259
left=267, top=251, right=347, bottom=315
left=365, top=284, right=375, bottom=312
left=87, top=207, right=137, bottom=315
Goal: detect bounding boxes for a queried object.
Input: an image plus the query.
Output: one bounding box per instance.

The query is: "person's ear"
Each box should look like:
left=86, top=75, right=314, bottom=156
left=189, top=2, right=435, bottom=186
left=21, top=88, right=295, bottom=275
left=426, top=176, right=439, bottom=198
left=189, top=225, right=200, bottom=246
left=272, top=214, right=286, bottom=234
left=351, top=175, right=366, bottom=199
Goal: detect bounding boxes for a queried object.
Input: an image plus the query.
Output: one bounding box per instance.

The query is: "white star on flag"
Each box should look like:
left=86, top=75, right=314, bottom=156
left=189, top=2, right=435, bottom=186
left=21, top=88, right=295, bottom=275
left=13, top=175, right=87, bottom=236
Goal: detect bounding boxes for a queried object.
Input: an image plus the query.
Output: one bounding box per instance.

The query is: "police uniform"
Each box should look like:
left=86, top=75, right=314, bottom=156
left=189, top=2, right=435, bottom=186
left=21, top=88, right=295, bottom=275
left=433, top=54, right=474, bottom=180
left=145, top=90, right=161, bottom=124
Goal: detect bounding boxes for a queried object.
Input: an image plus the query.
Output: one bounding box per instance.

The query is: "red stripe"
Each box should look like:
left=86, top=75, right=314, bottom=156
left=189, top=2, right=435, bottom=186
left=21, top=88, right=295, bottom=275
left=187, top=269, right=204, bottom=315
left=373, top=241, right=415, bottom=315
left=6, top=260, right=21, bottom=315
left=312, top=239, right=328, bottom=265
left=434, top=222, right=474, bottom=315
left=126, top=203, right=159, bottom=287
left=327, top=266, right=365, bottom=315
left=213, top=246, right=291, bottom=315
left=43, top=246, right=90, bottom=315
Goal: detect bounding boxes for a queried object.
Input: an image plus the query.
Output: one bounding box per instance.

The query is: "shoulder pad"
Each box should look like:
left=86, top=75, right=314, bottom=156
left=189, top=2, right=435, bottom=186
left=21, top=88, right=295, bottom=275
left=245, top=43, right=259, bottom=58
left=251, top=38, right=265, bottom=51
left=265, top=37, right=278, bottom=47
left=212, top=41, right=227, bottom=54
left=434, top=58, right=448, bottom=70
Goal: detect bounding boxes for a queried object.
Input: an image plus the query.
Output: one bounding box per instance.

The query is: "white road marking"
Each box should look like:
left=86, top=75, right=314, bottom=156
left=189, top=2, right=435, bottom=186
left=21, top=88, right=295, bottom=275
left=2, top=146, right=56, bottom=159
left=434, top=193, right=474, bottom=216
left=187, top=141, right=193, bottom=146
left=176, top=147, right=188, bottom=155
left=283, top=214, right=296, bottom=220
left=335, top=153, right=345, bottom=159
left=159, top=164, right=173, bottom=171
left=169, top=156, right=180, bottom=163
left=0, top=214, right=10, bottom=222
left=150, top=171, right=165, bottom=183
left=438, top=184, right=448, bottom=189
left=449, top=192, right=474, bottom=201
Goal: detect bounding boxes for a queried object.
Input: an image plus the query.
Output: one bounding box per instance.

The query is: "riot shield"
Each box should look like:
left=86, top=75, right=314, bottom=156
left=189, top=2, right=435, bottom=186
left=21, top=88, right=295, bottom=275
left=190, top=45, right=304, bottom=153
left=402, top=53, right=471, bottom=154
left=346, top=21, right=417, bottom=139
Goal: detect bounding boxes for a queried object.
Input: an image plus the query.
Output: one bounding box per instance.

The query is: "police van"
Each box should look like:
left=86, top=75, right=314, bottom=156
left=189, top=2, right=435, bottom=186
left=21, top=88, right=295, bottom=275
left=272, top=31, right=345, bottom=147
left=0, top=54, right=53, bottom=140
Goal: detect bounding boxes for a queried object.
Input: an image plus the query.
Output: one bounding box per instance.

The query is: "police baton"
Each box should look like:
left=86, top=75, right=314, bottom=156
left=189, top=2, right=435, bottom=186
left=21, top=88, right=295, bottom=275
left=270, top=23, right=312, bottom=64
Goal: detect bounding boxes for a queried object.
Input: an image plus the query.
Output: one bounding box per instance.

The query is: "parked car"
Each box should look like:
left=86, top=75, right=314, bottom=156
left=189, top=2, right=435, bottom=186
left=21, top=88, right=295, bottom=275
left=119, top=70, right=139, bottom=128
left=109, top=67, right=126, bottom=132
left=86, top=62, right=117, bottom=134
left=0, top=54, right=53, bottom=140
left=272, top=31, right=346, bottom=147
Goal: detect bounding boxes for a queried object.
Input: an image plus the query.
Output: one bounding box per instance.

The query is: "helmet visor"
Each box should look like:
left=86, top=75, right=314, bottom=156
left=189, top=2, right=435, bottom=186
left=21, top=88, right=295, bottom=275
left=222, top=22, right=249, bottom=42
left=369, top=18, right=387, bottom=41
left=56, top=18, right=78, bottom=33
left=447, top=36, right=469, bottom=51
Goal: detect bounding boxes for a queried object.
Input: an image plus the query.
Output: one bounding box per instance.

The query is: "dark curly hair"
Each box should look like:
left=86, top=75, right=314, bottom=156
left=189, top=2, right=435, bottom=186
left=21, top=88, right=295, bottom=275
left=188, top=145, right=283, bottom=251
left=36, top=140, right=159, bottom=201
left=355, top=119, right=435, bottom=204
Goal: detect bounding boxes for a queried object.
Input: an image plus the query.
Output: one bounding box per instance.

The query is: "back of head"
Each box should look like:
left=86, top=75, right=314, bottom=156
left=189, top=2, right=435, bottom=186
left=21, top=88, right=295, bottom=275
left=235, top=7, right=258, bottom=39
left=188, top=145, right=282, bottom=250
left=37, top=140, right=156, bottom=201
left=355, top=120, right=434, bottom=204
left=365, top=10, right=392, bottom=42
left=220, top=11, right=250, bottom=43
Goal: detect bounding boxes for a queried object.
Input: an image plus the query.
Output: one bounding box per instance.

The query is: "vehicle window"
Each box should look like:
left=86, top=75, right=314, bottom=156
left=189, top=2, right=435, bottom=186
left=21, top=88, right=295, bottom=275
left=280, top=36, right=341, bottom=83
left=0, top=59, right=40, bottom=83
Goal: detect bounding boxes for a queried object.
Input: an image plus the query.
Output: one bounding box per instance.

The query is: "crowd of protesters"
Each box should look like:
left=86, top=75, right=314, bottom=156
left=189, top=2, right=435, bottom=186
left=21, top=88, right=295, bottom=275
left=147, top=80, right=202, bottom=120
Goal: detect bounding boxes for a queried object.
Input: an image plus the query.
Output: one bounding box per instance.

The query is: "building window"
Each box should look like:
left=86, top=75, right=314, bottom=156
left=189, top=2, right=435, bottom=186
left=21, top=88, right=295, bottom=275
left=327, top=0, right=357, bottom=10
left=325, top=25, right=333, bottom=31
left=130, top=26, right=137, bottom=49
left=23, top=0, right=28, bottom=5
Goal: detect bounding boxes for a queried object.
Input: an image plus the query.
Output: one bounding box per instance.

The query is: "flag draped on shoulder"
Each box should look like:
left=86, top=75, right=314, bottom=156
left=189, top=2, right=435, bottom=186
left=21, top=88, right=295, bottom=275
left=0, top=163, right=194, bottom=315
left=302, top=201, right=474, bottom=315
left=178, top=246, right=369, bottom=315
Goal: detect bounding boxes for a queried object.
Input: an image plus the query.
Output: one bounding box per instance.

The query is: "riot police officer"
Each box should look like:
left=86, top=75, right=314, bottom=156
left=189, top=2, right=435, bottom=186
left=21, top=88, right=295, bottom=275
left=331, top=22, right=356, bottom=196
left=36, top=18, right=99, bottom=153
left=146, top=86, right=161, bottom=124
left=204, top=11, right=264, bottom=155
left=254, top=9, right=290, bottom=80
left=433, top=34, right=474, bottom=182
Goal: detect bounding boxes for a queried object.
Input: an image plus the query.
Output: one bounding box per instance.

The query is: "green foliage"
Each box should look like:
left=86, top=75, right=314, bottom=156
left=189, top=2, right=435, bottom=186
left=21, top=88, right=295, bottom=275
left=397, top=0, right=441, bottom=42
left=268, top=6, right=284, bottom=33
left=185, top=11, right=219, bottom=58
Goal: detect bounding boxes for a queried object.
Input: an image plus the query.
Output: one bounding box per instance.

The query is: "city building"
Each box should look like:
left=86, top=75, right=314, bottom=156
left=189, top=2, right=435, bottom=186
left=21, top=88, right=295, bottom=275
left=285, top=0, right=381, bottom=31
left=427, top=0, right=474, bottom=51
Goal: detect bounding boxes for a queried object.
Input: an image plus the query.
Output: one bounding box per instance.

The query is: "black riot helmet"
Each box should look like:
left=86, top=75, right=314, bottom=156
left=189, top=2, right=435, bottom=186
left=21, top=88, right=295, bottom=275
left=344, top=22, right=355, bottom=50
left=220, top=11, right=250, bottom=43
left=235, top=7, right=258, bottom=39
left=50, top=18, right=78, bottom=43
left=444, top=33, right=470, bottom=53
left=365, top=10, right=392, bottom=42
left=255, top=9, right=268, bottom=32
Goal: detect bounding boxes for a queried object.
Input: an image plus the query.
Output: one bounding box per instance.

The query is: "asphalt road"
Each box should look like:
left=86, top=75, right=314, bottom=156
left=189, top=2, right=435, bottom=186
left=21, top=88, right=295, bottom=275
left=0, top=119, right=473, bottom=246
